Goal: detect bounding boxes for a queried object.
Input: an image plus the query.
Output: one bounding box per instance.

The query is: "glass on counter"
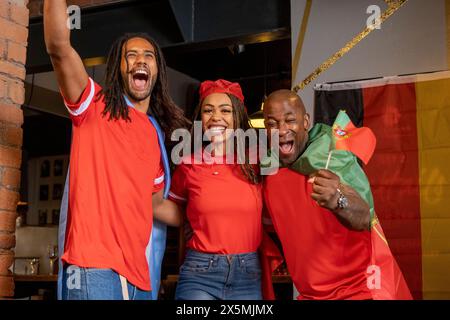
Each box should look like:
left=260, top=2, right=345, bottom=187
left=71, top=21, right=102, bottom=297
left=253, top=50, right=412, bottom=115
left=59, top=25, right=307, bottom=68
left=47, top=245, right=58, bottom=275
left=12, top=257, right=40, bottom=275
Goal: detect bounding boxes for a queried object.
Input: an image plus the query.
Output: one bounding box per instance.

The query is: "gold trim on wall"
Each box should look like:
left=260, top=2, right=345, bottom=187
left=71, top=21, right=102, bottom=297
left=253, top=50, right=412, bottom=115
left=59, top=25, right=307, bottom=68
left=292, top=0, right=409, bottom=92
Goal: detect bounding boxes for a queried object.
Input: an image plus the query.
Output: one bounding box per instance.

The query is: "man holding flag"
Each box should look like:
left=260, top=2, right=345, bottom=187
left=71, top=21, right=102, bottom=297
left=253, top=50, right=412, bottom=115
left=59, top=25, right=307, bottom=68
left=262, top=90, right=411, bottom=300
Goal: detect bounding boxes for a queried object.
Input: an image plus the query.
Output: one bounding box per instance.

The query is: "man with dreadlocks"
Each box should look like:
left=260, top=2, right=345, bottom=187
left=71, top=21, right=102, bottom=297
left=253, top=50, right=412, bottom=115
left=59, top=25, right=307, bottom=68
left=44, top=1, right=189, bottom=300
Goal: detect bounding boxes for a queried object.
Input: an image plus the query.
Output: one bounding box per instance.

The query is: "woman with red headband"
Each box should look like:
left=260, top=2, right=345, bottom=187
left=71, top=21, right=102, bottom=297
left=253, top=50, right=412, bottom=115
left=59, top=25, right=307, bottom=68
left=154, top=79, right=267, bottom=300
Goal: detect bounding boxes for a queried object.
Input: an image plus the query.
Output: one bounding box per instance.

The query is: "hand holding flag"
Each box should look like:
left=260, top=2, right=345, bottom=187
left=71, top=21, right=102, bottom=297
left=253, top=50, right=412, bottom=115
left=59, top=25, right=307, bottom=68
left=309, top=169, right=342, bottom=211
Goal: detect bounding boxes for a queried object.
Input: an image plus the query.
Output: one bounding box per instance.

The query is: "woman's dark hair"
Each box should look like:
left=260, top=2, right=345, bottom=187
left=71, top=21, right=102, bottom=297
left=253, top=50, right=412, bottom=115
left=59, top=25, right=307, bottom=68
left=190, top=93, right=259, bottom=184
left=96, top=32, right=190, bottom=142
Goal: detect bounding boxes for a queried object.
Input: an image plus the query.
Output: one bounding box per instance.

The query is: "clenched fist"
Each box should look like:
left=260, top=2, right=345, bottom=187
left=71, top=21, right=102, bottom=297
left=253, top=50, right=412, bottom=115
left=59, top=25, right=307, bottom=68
left=308, top=169, right=341, bottom=211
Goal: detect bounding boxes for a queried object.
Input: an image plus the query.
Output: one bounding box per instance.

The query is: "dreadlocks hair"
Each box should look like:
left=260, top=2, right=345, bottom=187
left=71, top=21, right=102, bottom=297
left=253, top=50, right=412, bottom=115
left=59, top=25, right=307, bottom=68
left=190, top=93, right=260, bottom=185
left=96, top=32, right=190, bottom=143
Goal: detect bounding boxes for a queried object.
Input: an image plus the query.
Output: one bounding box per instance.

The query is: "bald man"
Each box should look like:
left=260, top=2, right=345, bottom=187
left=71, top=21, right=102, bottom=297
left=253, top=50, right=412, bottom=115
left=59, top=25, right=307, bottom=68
left=262, top=90, right=373, bottom=300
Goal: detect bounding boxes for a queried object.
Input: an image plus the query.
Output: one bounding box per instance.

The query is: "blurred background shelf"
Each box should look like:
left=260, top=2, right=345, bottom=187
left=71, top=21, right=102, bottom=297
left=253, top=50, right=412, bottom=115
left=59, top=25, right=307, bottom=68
left=14, top=274, right=57, bottom=282
left=13, top=274, right=57, bottom=300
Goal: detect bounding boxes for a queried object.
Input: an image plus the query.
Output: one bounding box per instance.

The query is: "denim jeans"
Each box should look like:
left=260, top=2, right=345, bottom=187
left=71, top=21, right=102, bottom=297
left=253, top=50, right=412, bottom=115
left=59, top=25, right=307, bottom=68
left=175, top=249, right=262, bottom=300
left=61, top=265, right=152, bottom=300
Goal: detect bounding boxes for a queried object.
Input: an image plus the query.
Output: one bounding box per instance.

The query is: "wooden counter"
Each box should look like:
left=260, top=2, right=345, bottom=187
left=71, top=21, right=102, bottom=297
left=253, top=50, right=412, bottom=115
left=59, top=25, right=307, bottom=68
left=14, top=274, right=58, bottom=282
left=13, top=274, right=58, bottom=300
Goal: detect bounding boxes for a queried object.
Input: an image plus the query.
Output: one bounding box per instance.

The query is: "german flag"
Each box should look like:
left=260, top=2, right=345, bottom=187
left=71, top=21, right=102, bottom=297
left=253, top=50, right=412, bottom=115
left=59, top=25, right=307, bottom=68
left=314, top=71, right=450, bottom=300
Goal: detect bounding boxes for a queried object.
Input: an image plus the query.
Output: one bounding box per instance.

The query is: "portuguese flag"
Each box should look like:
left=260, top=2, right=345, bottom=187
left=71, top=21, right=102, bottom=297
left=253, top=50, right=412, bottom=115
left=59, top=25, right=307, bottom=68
left=330, top=110, right=376, bottom=165
left=314, top=71, right=450, bottom=300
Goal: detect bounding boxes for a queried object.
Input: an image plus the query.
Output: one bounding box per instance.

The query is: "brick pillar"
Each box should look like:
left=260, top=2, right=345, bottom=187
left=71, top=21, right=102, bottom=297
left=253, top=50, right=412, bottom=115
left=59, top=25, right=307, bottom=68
left=0, top=0, right=29, bottom=299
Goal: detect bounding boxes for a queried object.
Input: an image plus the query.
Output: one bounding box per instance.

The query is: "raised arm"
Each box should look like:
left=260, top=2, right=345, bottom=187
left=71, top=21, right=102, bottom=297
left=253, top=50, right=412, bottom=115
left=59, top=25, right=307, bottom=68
left=152, top=190, right=184, bottom=227
left=44, top=0, right=89, bottom=103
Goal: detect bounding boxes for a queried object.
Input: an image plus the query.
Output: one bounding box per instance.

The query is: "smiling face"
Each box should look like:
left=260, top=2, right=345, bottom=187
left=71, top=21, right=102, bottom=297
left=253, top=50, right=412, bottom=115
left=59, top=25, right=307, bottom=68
left=201, top=92, right=235, bottom=144
left=120, top=37, right=158, bottom=102
left=264, top=90, right=310, bottom=167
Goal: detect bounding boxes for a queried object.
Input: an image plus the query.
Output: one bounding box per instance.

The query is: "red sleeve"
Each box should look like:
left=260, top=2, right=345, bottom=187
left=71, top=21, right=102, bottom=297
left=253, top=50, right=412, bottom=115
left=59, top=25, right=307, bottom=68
left=153, top=162, right=165, bottom=193
left=168, top=164, right=188, bottom=205
left=60, top=77, right=101, bottom=124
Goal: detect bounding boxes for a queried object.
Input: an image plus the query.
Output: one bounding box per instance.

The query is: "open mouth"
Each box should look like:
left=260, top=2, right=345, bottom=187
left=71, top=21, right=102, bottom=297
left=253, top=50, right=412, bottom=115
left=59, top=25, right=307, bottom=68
left=279, top=141, right=294, bottom=154
left=131, top=69, right=149, bottom=91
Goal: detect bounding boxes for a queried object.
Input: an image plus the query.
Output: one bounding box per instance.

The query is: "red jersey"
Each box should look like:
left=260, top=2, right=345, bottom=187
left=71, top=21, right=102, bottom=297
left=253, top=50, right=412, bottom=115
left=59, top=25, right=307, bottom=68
left=61, top=78, right=164, bottom=291
left=169, top=154, right=263, bottom=254
left=263, top=168, right=372, bottom=300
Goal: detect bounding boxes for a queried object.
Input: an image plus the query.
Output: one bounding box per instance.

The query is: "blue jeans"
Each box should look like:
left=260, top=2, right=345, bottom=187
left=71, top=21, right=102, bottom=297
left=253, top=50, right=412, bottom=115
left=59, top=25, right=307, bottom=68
left=175, top=249, right=262, bottom=300
left=61, top=265, right=152, bottom=300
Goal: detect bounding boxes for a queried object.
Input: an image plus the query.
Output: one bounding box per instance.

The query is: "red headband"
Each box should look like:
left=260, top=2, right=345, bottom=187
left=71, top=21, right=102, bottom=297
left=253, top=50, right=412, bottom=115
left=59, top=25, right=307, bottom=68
left=199, top=79, right=245, bottom=103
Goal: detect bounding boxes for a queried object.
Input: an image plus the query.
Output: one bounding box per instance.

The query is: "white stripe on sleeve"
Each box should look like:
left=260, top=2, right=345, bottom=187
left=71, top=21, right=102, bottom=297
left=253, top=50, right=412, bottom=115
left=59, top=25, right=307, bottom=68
left=154, top=174, right=164, bottom=185
left=64, top=78, right=95, bottom=116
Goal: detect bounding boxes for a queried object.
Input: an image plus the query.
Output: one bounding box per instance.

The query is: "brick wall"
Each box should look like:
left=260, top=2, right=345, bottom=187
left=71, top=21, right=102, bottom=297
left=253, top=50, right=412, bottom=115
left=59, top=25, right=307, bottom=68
left=28, top=0, right=132, bottom=18
left=0, top=0, right=29, bottom=299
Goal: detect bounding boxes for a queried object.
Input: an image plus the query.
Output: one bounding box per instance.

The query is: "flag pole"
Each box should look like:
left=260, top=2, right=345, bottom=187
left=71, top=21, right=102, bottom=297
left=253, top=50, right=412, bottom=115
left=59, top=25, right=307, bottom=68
left=325, top=150, right=333, bottom=170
